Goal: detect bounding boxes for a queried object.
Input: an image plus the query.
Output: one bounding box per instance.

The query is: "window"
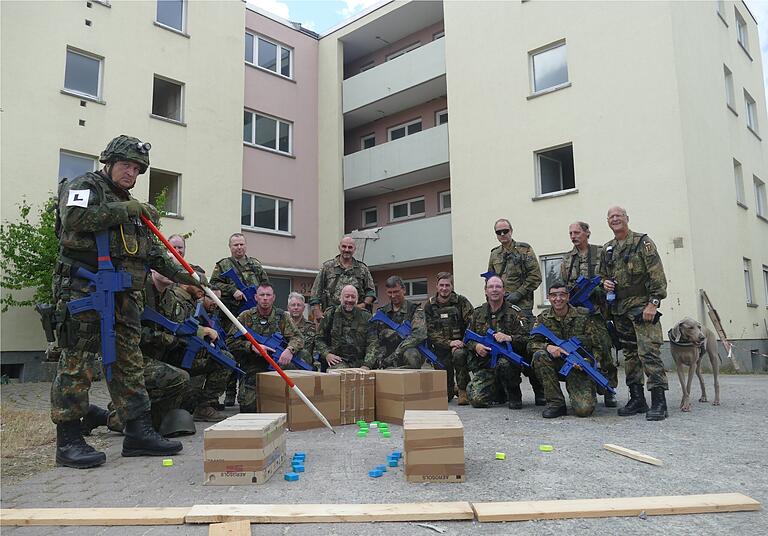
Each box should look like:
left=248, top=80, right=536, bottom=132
left=744, top=258, right=754, bottom=305
left=149, top=170, right=181, bottom=216
left=241, top=192, right=291, bottom=233
left=386, top=42, right=421, bottom=61
left=403, top=278, right=428, bottom=299
left=156, top=0, right=185, bottom=32
left=734, top=159, right=746, bottom=205
left=271, top=276, right=292, bottom=310
left=735, top=8, right=749, bottom=53
left=536, top=144, right=575, bottom=195
left=724, top=65, right=735, bottom=110
left=64, top=48, right=102, bottom=98
left=530, top=41, right=568, bottom=93
left=152, top=76, right=183, bottom=122
left=433, top=30, right=445, bottom=40
left=755, top=176, right=767, bottom=218
left=763, top=265, right=768, bottom=305
left=361, top=207, right=378, bottom=228
left=388, top=119, right=422, bottom=141
left=244, top=110, right=292, bottom=154
left=390, top=197, right=425, bottom=222
left=361, top=134, right=376, bottom=150
left=745, top=90, right=759, bottom=133
left=540, top=254, right=565, bottom=306
left=438, top=191, right=451, bottom=213
left=245, top=33, right=292, bottom=78
left=435, top=109, right=448, bottom=125
left=58, top=150, right=96, bottom=181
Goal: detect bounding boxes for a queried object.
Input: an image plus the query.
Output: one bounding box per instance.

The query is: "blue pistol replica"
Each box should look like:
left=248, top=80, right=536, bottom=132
left=220, top=268, right=257, bottom=314
left=369, top=310, right=444, bottom=369
left=529, top=324, right=615, bottom=394
left=234, top=328, right=313, bottom=371
left=462, top=328, right=530, bottom=369
left=67, top=231, right=132, bottom=381
left=568, top=275, right=602, bottom=314
left=141, top=306, right=244, bottom=376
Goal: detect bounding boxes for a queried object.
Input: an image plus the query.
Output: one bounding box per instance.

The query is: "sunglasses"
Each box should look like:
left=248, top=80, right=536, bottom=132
left=495, top=229, right=511, bottom=236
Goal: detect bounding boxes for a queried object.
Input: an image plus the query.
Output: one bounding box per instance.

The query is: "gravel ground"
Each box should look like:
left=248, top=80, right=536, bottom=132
left=1, top=372, right=765, bottom=535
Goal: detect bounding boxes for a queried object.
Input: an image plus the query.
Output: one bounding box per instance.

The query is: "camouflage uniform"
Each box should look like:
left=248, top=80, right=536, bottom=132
left=423, top=292, right=473, bottom=398
left=529, top=306, right=602, bottom=417
left=292, top=316, right=318, bottom=370
left=369, top=300, right=426, bottom=369
left=598, top=230, right=668, bottom=391
left=309, top=255, right=376, bottom=310
left=560, top=244, right=618, bottom=390
left=314, top=306, right=377, bottom=369
left=226, top=306, right=303, bottom=407
left=51, top=170, right=194, bottom=426
left=464, top=301, right=528, bottom=408
left=487, top=240, right=542, bottom=314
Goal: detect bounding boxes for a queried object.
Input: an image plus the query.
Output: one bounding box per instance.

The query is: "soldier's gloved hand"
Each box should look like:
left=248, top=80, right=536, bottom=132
left=122, top=199, right=143, bottom=218
left=141, top=203, right=160, bottom=224
left=175, top=270, right=204, bottom=289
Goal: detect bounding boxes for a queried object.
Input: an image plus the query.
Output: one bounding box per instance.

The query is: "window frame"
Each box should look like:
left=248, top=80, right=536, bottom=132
left=389, top=196, right=426, bottom=222
left=58, top=150, right=97, bottom=182
left=744, top=90, right=759, bottom=134
left=241, top=191, right=292, bottom=235
left=754, top=175, right=767, bottom=219
left=387, top=118, right=423, bottom=141
left=151, top=74, right=185, bottom=123
left=529, top=40, right=569, bottom=95
left=762, top=264, right=768, bottom=306
left=540, top=253, right=566, bottom=307
left=435, top=109, right=448, bottom=126
left=360, top=133, right=376, bottom=150
left=361, top=207, right=378, bottom=228
left=535, top=142, right=576, bottom=197
left=243, top=109, right=293, bottom=155
left=438, top=190, right=451, bottom=213
left=64, top=47, right=103, bottom=100
left=433, top=30, right=445, bottom=40
left=402, top=278, right=429, bottom=300
left=724, top=65, right=736, bottom=113
left=148, top=168, right=182, bottom=217
left=385, top=42, right=421, bottom=61
left=744, top=257, right=755, bottom=305
left=245, top=32, right=294, bottom=80
left=734, top=158, right=747, bottom=207
left=155, top=0, right=186, bottom=33
left=735, top=8, right=749, bottom=55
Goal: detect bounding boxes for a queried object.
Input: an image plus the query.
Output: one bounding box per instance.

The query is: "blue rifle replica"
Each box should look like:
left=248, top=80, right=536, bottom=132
left=462, top=328, right=530, bottom=369
left=220, top=268, right=257, bottom=314
left=234, top=328, right=313, bottom=371
left=568, top=275, right=602, bottom=314
left=529, top=324, right=615, bottom=394
left=67, top=231, right=132, bottom=381
left=141, top=305, right=244, bottom=376
left=369, top=310, right=444, bottom=369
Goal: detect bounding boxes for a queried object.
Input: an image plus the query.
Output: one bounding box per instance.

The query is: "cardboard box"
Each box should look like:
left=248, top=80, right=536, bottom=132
left=403, top=409, right=465, bottom=483
left=328, top=368, right=375, bottom=424
left=258, top=370, right=341, bottom=431
left=374, top=369, right=447, bottom=425
left=203, top=413, right=287, bottom=486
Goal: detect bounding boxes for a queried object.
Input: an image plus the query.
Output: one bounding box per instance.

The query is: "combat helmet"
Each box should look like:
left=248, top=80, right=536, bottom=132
left=158, top=409, right=196, bottom=438
left=99, top=134, right=151, bottom=174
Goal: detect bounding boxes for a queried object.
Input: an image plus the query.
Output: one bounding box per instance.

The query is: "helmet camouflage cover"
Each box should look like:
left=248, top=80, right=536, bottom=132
left=99, top=134, right=151, bottom=174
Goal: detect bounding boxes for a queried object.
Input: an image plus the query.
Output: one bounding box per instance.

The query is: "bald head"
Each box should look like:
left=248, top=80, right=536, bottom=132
left=339, top=236, right=356, bottom=263
left=340, top=284, right=358, bottom=311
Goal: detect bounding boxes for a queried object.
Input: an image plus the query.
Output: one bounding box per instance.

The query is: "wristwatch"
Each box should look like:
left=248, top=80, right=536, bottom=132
left=286, top=346, right=295, bottom=354
left=649, top=298, right=660, bottom=307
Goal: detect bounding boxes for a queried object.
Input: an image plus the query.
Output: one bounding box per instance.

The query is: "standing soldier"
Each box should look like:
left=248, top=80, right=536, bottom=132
left=560, top=221, right=618, bottom=407
left=599, top=206, right=668, bottom=421
left=423, top=272, right=473, bottom=404
left=369, top=276, right=426, bottom=369
left=310, top=236, right=376, bottom=323
left=316, top=285, right=378, bottom=369
left=51, top=135, right=200, bottom=468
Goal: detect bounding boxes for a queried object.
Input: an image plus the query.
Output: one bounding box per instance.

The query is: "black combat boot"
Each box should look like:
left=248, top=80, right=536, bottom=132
left=508, top=385, right=523, bottom=410
left=603, top=391, right=618, bottom=408
left=56, top=420, right=106, bottom=469
left=617, top=384, right=649, bottom=416
left=542, top=405, right=567, bottom=419
left=645, top=387, right=668, bottom=421
left=80, top=404, right=109, bottom=436
left=239, top=403, right=258, bottom=413
left=122, top=412, right=183, bottom=457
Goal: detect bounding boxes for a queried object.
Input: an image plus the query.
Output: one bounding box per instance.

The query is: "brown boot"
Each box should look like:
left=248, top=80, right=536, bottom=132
left=192, top=405, right=227, bottom=422
left=457, top=389, right=469, bottom=406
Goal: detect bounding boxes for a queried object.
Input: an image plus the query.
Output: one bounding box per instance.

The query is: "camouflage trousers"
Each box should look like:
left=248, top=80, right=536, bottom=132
left=185, top=352, right=232, bottom=409
left=466, top=360, right=522, bottom=408
left=615, top=312, right=668, bottom=390
left=51, top=290, right=152, bottom=425
left=234, top=352, right=269, bottom=407
left=380, top=348, right=423, bottom=369
left=592, top=314, right=619, bottom=390
left=533, top=350, right=596, bottom=417
left=433, top=347, right=469, bottom=399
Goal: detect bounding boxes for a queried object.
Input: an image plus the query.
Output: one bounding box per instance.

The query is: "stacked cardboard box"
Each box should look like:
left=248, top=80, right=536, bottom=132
left=327, top=367, right=376, bottom=425
left=374, top=369, right=447, bottom=425
left=403, top=409, right=465, bottom=483
left=203, top=413, right=286, bottom=485
left=258, top=370, right=341, bottom=431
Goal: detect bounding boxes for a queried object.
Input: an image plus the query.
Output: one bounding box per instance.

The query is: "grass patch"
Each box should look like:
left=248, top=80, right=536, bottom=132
left=1, top=406, right=56, bottom=484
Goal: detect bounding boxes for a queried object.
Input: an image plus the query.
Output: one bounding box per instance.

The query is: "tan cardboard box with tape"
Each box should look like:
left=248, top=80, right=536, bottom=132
left=258, top=370, right=341, bottom=431
left=403, top=409, right=465, bottom=483
left=374, top=369, right=447, bottom=425
left=328, top=367, right=376, bottom=424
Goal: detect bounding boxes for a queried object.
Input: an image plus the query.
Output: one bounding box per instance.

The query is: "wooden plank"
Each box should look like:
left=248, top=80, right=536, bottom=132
left=209, top=520, right=251, bottom=535
left=603, top=443, right=663, bottom=466
left=186, top=502, right=475, bottom=524
left=472, top=493, right=761, bottom=522
left=0, top=507, right=189, bottom=526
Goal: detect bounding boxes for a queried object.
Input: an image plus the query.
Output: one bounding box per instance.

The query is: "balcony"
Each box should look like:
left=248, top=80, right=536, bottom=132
left=343, top=38, right=446, bottom=129
left=354, top=213, right=452, bottom=270
left=344, top=123, right=449, bottom=200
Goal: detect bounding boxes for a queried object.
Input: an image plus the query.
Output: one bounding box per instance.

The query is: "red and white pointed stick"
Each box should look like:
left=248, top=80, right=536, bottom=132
left=141, top=215, right=335, bottom=433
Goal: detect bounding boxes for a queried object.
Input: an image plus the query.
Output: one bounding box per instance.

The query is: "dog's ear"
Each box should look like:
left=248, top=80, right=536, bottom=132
left=668, top=323, right=682, bottom=343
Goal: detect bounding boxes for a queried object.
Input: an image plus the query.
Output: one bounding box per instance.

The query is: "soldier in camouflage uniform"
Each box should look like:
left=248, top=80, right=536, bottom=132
left=210, top=233, right=269, bottom=406
left=287, top=292, right=317, bottom=370
left=315, top=285, right=378, bottom=369
left=310, top=236, right=376, bottom=323
left=465, top=276, right=529, bottom=409
left=599, top=206, right=668, bottom=421
left=51, top=135, right=200, bottom=468
left=529, top=281, right=603, bottom=418
left=226, top=283, right=303, bottom=412
left=423, top=272, right=473, bottom=403
left=367, top=276, right=426, bottom=369
left=560, top=221, right=618, bottom=407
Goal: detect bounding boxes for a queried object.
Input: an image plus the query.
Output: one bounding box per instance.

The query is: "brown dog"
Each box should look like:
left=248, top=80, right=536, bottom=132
left=668, top=317, right=721, bottom=411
